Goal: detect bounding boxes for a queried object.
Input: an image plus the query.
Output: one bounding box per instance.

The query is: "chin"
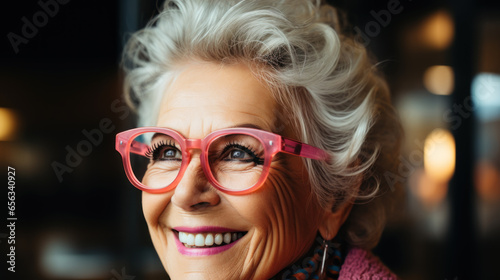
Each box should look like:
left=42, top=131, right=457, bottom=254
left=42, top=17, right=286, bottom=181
left=156, top=228, right=265, bottom=280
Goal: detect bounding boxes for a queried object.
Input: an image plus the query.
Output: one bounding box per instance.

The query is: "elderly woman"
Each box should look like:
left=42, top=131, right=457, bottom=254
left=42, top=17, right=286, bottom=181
left=116, top=0, right=402, bottom=279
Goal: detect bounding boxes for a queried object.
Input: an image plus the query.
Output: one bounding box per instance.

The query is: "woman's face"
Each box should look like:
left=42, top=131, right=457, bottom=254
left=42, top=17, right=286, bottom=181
left=142, top=62, right=327, bottom=280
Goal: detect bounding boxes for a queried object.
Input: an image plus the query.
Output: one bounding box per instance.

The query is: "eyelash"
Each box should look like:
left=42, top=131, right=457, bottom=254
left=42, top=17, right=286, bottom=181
left=143, top=140, right=264, bottom=164
left=144, top=140, right=178, bottom=160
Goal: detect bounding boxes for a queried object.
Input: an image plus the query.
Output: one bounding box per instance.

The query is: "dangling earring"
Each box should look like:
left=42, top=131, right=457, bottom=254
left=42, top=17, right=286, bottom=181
left=319, top=238, right=329, bottom=280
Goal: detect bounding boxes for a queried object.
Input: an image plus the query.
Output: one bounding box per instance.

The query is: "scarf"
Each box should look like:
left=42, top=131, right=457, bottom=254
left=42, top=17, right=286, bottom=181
left=271, top=237, right=343, bottom=280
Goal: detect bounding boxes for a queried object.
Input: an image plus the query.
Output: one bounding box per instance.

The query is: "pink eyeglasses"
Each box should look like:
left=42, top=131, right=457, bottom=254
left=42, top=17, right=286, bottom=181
left=116, top=127, right=330, bottom=195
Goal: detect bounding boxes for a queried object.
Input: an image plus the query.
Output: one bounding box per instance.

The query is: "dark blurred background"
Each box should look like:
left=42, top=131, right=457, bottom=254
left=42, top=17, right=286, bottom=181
left=1, top=0, right=499, bottom=279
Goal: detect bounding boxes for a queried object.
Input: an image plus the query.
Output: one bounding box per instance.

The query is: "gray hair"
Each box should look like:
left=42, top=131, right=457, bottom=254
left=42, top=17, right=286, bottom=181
left=122, top=0, right=402, bottom=249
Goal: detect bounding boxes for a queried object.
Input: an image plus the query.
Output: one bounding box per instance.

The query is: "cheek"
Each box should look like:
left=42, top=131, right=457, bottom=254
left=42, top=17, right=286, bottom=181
left=142, top=191, right=172, bottom=226
left=247, top=160, right=324, bottom=276
left=239, top=157, right=323, bottom=258
left=265, top=162, right=322, bottom=232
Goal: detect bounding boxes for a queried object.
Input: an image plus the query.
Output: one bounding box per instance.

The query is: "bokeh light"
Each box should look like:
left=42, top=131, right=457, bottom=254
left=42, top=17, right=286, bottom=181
left=0, top=108, right=18, bottom=141
left=475, top=161, right=500, bottom=202
left=412, top=168, right=449, bottom=207
left=423, top=65, right=455, bottom=95
left=422, top=10, right=454, bottom=50
left=472, top=73, right=500, bottom=121
left=424, top=128, right=456, bottom=183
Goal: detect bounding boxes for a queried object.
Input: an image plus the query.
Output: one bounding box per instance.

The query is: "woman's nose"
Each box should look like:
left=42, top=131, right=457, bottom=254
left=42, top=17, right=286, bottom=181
left=170, top=153, right=220, bottom=211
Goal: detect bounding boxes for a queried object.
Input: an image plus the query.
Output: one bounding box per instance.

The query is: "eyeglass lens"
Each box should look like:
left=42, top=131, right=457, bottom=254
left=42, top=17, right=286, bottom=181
left=129, top=132, right=265, bottom=191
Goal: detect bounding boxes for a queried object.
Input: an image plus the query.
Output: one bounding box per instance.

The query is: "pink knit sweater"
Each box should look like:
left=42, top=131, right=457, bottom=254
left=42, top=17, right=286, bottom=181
left=339, top=248, right=399, bottom=280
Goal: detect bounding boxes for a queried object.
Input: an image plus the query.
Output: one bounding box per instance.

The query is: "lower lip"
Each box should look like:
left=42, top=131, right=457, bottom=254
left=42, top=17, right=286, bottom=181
left=173, top=232, right=241, bottom=256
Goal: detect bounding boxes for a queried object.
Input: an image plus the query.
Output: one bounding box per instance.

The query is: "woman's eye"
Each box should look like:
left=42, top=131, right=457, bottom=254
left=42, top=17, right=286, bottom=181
left=229, top=149, right=249, bottom=159
left=209, top=142, right=264, bottom=165
left=146, top=141, right=182, bottom=161
left=220, top=144, right=263, bottom=164
left=160, top=148, right=181, bottom=160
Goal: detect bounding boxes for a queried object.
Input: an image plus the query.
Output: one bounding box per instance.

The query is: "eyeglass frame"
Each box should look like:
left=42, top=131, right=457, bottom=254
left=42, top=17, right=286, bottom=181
left=116, top=127, right=330, bottom=195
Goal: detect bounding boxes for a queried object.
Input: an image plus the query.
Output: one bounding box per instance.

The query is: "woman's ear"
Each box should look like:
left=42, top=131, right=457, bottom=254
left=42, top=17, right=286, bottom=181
left=319, top=173, right=361, bottom=240
left=318, top=200, right=354, bottom=240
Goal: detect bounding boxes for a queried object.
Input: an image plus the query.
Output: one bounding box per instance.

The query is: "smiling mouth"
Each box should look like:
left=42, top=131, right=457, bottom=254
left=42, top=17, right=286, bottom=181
left=174, top=230, right=247, bottom=248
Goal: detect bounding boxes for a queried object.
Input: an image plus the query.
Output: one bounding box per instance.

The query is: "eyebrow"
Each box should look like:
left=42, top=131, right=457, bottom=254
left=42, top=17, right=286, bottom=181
left=150, top=132, right=176, bottom=143
left=228, top=123, right=264, bottom=130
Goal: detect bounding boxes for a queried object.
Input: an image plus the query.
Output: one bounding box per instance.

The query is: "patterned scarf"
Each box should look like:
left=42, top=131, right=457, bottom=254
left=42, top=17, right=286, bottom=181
left=271, top=237, right=343, bottom=280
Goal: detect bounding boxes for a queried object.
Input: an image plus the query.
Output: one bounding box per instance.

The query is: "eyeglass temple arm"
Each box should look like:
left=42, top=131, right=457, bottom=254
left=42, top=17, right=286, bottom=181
left=130, top=140, right=149, bottom=156
left=281, top=137, right=330, bottom=161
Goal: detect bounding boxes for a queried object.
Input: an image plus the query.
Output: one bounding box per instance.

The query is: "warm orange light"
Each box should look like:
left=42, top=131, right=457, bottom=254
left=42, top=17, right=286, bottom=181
left=424, top=129, right=456, bottom=183
left=422, top=10, right=454, bottom=50
left=423, top=65, right=454, bottom=95
left=411, top=169, right=448, bottom=207
left=0, top=108, right=18, bottom=141
left=475, top=161, right=500, bottom=202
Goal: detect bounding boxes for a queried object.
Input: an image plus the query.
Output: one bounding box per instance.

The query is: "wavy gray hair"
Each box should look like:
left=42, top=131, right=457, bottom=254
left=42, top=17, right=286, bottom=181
left=122, top=0, right=402, bottom=249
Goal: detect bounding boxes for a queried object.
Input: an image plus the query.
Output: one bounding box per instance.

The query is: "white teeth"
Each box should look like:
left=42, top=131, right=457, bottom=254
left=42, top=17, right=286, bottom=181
left=179, top=232, right=187, bottom=243
left=223, top=233, right=231, bottom=244
left=186, top=234, right=195, bottom=246
left=214, top=233, right=223, bottom=245
left=195, top=234, right=205, bottom=246
left=205, top=233, right=214, bottom=246
left=177, top=231, right=244, bottom=247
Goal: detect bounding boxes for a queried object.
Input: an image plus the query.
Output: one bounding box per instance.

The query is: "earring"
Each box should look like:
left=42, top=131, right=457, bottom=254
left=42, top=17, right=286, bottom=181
left=319, top=238, right=329, bottom=280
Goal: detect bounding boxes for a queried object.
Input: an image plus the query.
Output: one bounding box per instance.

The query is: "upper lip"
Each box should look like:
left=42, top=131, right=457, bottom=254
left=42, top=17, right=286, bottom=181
left=172, top=226, right=245, bottom=233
